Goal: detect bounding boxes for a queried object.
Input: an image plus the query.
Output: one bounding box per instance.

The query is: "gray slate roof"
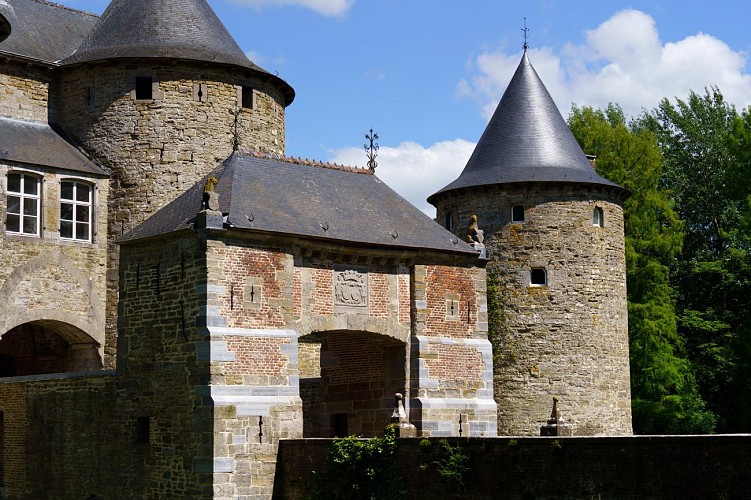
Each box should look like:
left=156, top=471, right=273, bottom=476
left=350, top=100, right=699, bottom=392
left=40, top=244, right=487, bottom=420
left=122, top=153, right=478, bottom=256
left=61, top=0, right=294, bottom=105
left=0, top=0, right=97, bottom=63
left=428, top=53, right=624, bottom=205
left=0, top=117, right=107, bottom=176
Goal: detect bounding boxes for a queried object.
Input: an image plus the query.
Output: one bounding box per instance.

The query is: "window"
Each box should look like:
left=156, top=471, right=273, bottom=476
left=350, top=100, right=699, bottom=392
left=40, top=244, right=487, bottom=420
left=194, top=82, right=207, bottom=103
left=511, top=204, right=525, bottom=223
left=136, top=416, right=150, bottom=444
left=135, top=76, right=153, bottom=100
left=241, top=85, right=253, bottom=109
left=593, top=206, right=604, bottom=227
left=445, top=212, right=454, bottom=231
left=6, top=173, right=40, bottom=236
left=530, top=268, right=547, bottom=286
left=60, top=181, right=92, bottom=241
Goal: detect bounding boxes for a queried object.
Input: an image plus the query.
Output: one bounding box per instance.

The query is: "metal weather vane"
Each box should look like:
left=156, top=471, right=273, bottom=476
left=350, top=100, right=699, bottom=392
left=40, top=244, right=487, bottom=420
left=364, top=128, right=379, bottom=172
left=522, top=18, right=529, bottom=52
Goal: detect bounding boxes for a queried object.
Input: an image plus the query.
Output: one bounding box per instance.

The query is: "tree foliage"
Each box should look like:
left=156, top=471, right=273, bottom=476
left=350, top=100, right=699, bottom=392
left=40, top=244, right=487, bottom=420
left=569, top=104, right=715, bottom=433
left=647, top=88, right=751, bottom=432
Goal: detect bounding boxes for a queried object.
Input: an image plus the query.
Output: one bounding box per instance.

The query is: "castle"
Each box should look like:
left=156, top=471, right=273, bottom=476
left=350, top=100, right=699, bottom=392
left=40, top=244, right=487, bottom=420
left=0, top=0, right=630, bottom=497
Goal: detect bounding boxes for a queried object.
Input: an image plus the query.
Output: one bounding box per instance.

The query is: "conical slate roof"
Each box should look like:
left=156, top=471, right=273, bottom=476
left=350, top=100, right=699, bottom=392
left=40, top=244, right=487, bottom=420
left=62, top=0, right=294, bottom=104
left=428, top=53, right=623, bottom=205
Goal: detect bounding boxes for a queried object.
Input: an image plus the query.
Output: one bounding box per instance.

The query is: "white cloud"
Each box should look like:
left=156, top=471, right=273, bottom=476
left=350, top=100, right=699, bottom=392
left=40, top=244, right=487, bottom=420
left=460, top=9, right=751, bottom=119
left=329, top=140, right=476, bottom=216
left=228, top=0, right=354, bottom=17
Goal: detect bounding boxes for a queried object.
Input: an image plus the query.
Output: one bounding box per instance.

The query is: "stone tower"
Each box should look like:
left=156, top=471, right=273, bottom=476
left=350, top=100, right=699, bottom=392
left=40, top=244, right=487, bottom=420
left=55, top=0, right=295, bottom=367
left=429, top=52, right=632, bottom=436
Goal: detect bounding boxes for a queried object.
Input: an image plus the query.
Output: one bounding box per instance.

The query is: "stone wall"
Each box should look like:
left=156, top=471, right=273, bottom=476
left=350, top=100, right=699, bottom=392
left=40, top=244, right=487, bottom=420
left=57, top=61, right=288, bottom=368
left=411, top=263, right=496, bottom=437
left=0, top=160, right=108, bottom=364
left=0, top=61, right=55, bottom=122
left=436, top=183, right=631, bottom=436
left=117, top=232, right=214, bottom=498
left=275, top=435, right=751, bottom=499
left=0, top=372, right=130, bottom=499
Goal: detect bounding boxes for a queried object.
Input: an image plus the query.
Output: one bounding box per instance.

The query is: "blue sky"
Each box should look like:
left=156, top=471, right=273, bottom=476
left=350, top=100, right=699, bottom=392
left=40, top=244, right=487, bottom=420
left=59, top=0, right=751, bottom=213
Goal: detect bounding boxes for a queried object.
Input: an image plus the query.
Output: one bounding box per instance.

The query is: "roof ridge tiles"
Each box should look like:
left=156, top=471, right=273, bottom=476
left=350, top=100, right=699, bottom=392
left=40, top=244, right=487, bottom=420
left=238, top=150, right=372, bottom=175
left=28, top=0, right=98, bottom=18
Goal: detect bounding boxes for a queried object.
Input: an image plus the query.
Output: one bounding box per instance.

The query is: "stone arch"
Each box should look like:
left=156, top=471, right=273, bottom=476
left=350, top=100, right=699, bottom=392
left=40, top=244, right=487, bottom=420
left=298, top=330, right=407, bottom=438
left=0, top=252, right=105, bottom=349
left=0, top=319, right=102, bottom=377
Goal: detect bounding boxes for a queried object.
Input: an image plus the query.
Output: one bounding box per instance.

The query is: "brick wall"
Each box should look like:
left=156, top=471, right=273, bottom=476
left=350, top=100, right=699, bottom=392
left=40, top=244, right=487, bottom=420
left=0, top=373, right=131, bottom=499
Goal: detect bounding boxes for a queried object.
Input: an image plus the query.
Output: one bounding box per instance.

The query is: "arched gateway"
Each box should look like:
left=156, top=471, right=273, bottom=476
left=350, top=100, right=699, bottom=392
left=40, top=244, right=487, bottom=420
left=299, top=330, right=406, bottom=438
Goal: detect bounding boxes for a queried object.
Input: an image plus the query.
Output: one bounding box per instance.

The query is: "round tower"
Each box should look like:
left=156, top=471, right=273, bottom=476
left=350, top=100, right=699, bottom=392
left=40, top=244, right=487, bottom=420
left=429, top=52, right=632, bottom=436
left=56, top=0, right=295, bottom=367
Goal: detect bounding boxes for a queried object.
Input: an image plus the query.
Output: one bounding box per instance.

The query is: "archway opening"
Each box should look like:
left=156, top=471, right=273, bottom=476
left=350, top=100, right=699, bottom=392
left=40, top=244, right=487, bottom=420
left=0, top=322, right=101, bottom=377
left=299, top=331, right=406, bottom=438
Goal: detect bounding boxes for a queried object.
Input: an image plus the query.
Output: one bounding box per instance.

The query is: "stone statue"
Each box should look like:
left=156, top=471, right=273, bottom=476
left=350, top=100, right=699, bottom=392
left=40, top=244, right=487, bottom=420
left=466, top=214, right=486, bottom=258
left=202, top=176, right=220, bottom=212
left=389, top=393, right=417, bottom=437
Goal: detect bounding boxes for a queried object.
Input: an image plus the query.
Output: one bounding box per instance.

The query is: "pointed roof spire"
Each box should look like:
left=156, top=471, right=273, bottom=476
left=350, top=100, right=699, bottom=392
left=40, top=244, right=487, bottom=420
left=428, top=53, right=624, bottom=206
left=62, top=0, right=293, bottom=104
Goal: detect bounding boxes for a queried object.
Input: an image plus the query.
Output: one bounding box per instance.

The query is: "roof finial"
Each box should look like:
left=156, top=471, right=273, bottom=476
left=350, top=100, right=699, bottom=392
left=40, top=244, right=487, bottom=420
left=522, top=18, right=529, bottom=52
left=364, top=128, right=379, bottom=172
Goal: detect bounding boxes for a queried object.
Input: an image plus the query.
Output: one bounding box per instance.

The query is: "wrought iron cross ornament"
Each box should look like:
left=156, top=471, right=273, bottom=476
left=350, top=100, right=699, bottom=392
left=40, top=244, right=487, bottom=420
left=522, top=18, right=529, bottom=52
left=364, top=128, right=379, bottom=172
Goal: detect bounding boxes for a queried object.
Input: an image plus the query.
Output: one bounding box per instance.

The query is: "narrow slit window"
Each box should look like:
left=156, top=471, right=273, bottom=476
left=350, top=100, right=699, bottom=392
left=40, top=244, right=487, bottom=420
left=593, top=206, right=604, bottom=227
left=445, top=212, right=454, bottom=231
left=6, top=173, right=40, bottom=236
left=136, top=416, right=150, bottom=444
left=530, top=268, right=547, bottom=286
left=241, top=85, right=253, bottom=109
left=511, top=204, right=525, bottom=223
left=135, top=76, right=153, bottom=100
left=60, top=181, right=92, bottom=242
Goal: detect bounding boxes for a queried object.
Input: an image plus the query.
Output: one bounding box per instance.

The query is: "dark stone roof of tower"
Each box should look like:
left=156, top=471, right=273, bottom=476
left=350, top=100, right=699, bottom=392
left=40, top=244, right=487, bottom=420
left=428, top=53, right=624, bottom=206
left=0, top=116, right=107, bottom=176
left=121, top=152, right=477, bottom=256
left=61, top=0, right=294, bottom=105
left=0, top=0, right=97, bottom=63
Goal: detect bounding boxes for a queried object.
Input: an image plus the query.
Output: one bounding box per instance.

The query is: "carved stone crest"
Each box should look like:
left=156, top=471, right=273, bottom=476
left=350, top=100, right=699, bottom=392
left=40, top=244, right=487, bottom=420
left=334, top=269, right=367, bottom=307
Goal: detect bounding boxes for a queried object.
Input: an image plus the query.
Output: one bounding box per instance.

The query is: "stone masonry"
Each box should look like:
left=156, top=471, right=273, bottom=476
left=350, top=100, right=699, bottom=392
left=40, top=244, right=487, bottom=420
left=436, top=182, right=632, bottom=435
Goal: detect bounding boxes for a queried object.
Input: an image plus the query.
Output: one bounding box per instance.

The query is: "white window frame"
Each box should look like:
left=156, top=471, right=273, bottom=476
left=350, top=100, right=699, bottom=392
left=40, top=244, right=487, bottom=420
left=511, top=204, right=525, bottom=223
left=6, top=172, right=41, bottom=237
left=60, top=180, right=93, bottom=242
left=593, top=206, right=604, bottom=227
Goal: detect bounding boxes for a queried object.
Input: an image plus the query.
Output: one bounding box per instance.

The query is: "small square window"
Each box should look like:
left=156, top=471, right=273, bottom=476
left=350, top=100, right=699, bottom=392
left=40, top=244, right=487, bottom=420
left=241, top=86, right=253, bottom=109
left=135, top=76, right=153, bottom=100
left=530, top=268, right=547, bottom=286
left=511, top=204, right=525, bottom=223
left=593, top=206, right=604, bottom=227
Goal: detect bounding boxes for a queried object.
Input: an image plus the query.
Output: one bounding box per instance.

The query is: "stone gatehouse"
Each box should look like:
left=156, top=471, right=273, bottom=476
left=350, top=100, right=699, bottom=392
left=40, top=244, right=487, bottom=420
left=0, top=0, right=629, bottom=497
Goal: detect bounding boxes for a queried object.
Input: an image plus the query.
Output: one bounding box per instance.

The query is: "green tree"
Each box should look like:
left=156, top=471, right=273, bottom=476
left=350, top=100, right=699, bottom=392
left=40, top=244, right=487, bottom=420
left=569, top=104, right=715, bottom=433
left=649, top=88, right=751, bottom=431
